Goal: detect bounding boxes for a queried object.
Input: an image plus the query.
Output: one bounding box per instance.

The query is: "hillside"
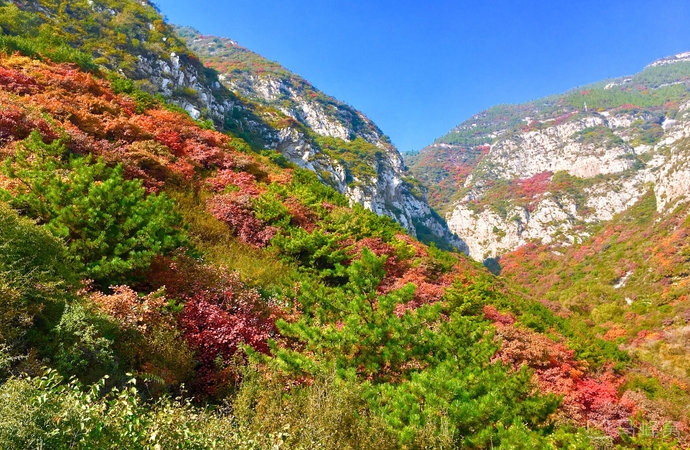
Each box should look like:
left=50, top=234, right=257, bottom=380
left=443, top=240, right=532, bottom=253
left=408, top=57, right=690, bottom=260
left=173, top=26, right=463, bottom=250
left=499, top=194, right=690, bottom=418
left=406, top=53, right=690, bottom=445
left=0, top=0, right=686, bottom=448
left=9, top=0, right=460, bottom=249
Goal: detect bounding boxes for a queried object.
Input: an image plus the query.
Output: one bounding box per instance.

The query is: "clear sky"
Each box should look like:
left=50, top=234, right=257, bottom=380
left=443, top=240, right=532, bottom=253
left=154, top=0, right=690, bottom=152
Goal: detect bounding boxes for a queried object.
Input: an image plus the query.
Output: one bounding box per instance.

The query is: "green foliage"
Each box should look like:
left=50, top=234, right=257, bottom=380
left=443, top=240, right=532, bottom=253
left=326, top=203, right=402, bottom=242
left=267, top=249, right=560, bottom=446
left=272, top=227, right=349, bottom=274
left=52, top=302, right=119, bottom=382
left=252, top=190, right=291, bottom=229
left=0, top=370, right=265, bottom=449
left=0, top=3, right=96, bottom=70
left=259, top=149, right=291, bottom=168
left=0, top=203, right=75, bottom=351
left=108, top=75, right=160, bottom=113
left=288, top=167, right=348, bottom=209
left=1, top=132, right=189, bottom=284
left=444, top=273, right=630, bottom=368
left=575, top=125, right=625, bottom=148
left=233, top=368, right=400, bottom=449
left=314, top=135, right=384, bottom=182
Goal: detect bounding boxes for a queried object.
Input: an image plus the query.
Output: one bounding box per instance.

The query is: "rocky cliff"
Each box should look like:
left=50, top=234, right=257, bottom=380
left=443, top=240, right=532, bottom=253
left=14, top=0, right=462, bottom=249
left=174, top=26, right=464, bottom=249
left=408, top=55, right=690, bottom=261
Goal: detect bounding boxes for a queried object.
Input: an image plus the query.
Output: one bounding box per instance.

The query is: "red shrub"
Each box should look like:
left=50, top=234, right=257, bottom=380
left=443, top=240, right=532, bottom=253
left=207, top=194, right=278, bottom=247
left=179, top=274, right=275, bottom=394
left=0, top=66, right=40, bottom=95
left=89, top=285, right=169, bottom=333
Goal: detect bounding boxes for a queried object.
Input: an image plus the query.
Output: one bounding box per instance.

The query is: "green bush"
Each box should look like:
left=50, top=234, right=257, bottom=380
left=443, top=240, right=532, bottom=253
left=267, top=249, right=561, bottom=447
left=0, top=203, right=75, bottom=352
left=0, top=3, right=96, bottom=71
left=2, top=132, right=189, bottom=284
left=0, top=370, right=265, bottom=449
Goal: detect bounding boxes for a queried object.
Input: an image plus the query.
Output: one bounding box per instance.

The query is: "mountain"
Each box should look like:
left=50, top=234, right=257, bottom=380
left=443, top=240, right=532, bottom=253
left=172, top=26, right=464, bottom=250
left=175, top=26, right=388, bottom=144
left=0, top=0, right=687, bottom=447
left=407, top=53, right=690, bottom=438
left=10, top=0, right=461, bottom=249
left=408, top=55, right=690, bottom=261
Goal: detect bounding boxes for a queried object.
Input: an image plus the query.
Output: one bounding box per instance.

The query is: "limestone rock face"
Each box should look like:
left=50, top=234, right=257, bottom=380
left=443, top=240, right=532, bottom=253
left=409, top=53, right=690, bottom=260
left=174, top=26, right=464, bottom=249
left=443, top=108, right=690, bottom=260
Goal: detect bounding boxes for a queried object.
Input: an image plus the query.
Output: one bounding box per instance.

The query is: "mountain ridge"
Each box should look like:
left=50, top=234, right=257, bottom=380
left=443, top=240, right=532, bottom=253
left=408, top=52, right=690, bottom=260
left=173, top=24, right=465, bottom=250
left=0, top=1, right=687, bottom=446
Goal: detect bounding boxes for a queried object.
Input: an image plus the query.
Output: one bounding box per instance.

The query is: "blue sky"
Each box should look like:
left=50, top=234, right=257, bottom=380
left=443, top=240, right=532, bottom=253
left=155, top=0, right=690, bottom=152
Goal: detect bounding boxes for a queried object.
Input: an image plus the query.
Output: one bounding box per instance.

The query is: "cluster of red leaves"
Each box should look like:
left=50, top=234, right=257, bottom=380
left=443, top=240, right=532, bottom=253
left=491, top=321, right=632, bottom=438
left=285, top=196, right=318, bottom=232
left=0, top=54, right=267, bottom=192
left=206, top=168, right=260, bottom=194
left=346, top=233, right=462, bottom=311
left=88, top=285, right=169, bottom=334
left=0, top=103, right=56, bottom=144
left=179, top=286, right=274, bottom=395
left=207, top=193, right=278, bottom=247
left=145, top=255, right=278, bottom=395
left=509, top=171, right=553, bottom=205
left=0, top=65, right=40, bottom=95
left=482, top=304, right=516, bottom=325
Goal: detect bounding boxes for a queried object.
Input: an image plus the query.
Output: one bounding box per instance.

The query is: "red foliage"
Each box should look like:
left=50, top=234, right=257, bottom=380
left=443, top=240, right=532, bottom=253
left=178, top=273, right=275, bottom=395
left=0, top=66, right=40, bottom=95
left=207, top=193, right=278, bottom=247
left=88, top=285, right=169, bottom=333
left=285, top=196, right=317, bottom=231
left=0, top=55, right=270, bottom=192
left=0, top=104, right=57, bottom=144
left=509, top=171, right=553, bottom=210
left=206, top=169, right=260, bottom=194
left=482, top=304, right=516, bottom=325
left=144, top=256, right=278, bottom=395
left=494, top=323, right=633, bottom=437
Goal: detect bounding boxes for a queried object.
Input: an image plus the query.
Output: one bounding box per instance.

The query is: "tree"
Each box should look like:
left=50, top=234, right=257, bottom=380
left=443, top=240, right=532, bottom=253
left=269, top=249, right=560, bottom=446
left=2, top=132, right=188, bottom=284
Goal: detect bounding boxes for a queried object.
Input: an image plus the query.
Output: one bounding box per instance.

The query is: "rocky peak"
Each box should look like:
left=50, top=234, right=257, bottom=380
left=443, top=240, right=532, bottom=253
left=647, top=51, right=690, bottom=68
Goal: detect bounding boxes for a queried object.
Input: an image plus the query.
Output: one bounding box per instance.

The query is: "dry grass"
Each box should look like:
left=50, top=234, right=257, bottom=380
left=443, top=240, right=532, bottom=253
left=166, top=187, right=292, bottom=289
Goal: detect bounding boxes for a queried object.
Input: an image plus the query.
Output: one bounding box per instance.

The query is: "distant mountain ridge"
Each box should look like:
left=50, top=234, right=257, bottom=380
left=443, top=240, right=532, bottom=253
left=407, top=53, right=690, bottom=260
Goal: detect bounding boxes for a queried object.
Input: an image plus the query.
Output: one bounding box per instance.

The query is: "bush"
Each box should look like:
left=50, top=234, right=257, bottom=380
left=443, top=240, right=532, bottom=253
left=2, top=132, right=189, bottom=284
left=0, top=203, right=75, bottom=352
left=268, top=249, right=561, bottom=447
left=0, top=370, right=264, bottom=449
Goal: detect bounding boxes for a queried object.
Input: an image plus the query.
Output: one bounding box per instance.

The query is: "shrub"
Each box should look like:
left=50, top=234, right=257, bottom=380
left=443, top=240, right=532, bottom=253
left=2, top=132, right=189, bottom=284
left=268, top=249, right=560, bottom=446
left=0, top=370, right=262, bottom=449
left=0, top=203, right=75, bottom=353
